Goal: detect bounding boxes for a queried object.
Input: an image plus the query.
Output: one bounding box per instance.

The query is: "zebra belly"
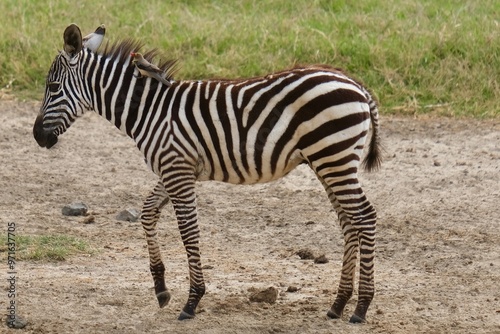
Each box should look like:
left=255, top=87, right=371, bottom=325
left=194, top=149, right=304, bottom=185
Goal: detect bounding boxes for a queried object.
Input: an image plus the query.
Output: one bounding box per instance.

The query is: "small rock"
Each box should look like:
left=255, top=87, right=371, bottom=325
left=296, top=249, right=315, bottom=260
left=287, top=286, right=299, bottom=293
left=116, top=208, right=140, bottom=222
left=433, top=160, right=441, bottom=166
left=5, top=314, right=28, bottom=329
left=314, top=254, right=329, bottom=264
left=62, top=202, right=88, bottom=216
left=305, top=220, right=315, bottom=225
left=249, top=287, right=279, bottom=304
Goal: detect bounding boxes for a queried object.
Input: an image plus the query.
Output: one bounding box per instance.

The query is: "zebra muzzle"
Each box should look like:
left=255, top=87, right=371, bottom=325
left=33, top=115, right=58, bottom=149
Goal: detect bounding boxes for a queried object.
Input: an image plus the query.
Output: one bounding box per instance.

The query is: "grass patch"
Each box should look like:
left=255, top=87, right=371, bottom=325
left=1, top=234, right=94, bottom=261
left=0, top=0, right=498, bottom=117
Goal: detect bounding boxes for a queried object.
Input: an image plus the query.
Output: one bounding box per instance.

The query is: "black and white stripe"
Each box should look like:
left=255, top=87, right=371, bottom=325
left=34, top=24, right=381, bottom=323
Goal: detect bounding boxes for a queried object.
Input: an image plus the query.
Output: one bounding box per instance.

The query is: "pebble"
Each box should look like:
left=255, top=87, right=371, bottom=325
left=62, top=202, right=88, bottom=216
left=5, top=315, right=27, bottom=329
left=116, top=208, right=140, bottom=222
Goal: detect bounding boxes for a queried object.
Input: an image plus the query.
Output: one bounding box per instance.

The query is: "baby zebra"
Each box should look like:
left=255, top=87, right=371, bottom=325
left=33, top=24, right=381, bottom=323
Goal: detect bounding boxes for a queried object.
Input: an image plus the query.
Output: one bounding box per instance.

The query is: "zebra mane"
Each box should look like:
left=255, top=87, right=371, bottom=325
left=99, top=38, right=178, bottom=81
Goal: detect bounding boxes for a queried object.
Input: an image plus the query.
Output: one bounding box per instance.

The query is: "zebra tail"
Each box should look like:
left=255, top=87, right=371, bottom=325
left=361, top=93, right=382, bottom=172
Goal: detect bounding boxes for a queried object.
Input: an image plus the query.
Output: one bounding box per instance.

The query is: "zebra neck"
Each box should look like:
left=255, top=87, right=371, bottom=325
left=90, top=58, right=167, bottom=140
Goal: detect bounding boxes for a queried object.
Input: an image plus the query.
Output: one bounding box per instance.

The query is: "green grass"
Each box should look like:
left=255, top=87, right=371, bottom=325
left=1, top=234, right=94, bottom=261
left=0, top=0, right=498, bottom=117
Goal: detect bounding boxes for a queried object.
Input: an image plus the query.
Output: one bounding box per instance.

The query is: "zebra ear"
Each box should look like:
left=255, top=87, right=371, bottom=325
left=63, top=24, right=83, bottom=57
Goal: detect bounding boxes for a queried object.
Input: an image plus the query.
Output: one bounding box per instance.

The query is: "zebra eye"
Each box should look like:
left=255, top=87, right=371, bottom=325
left=48, top=82, right=60, bottom=93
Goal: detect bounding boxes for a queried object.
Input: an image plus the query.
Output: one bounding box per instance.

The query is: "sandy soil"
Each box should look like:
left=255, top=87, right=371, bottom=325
left=1, top=99, right=499, bottom=333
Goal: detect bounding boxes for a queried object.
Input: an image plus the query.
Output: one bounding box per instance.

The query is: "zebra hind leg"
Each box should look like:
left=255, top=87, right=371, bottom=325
left=317, top=178, right=357, bottom=319
left=317, top=173, right=377, bottom=323
left=141, top=181, right=171, bottom=308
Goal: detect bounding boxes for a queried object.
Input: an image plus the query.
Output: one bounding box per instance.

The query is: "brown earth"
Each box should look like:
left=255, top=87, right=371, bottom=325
left=1, top=100, right=499, bottom=333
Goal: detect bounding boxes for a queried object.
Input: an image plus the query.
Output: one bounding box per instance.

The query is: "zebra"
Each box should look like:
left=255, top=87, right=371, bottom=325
left=33, top=24, right=381, bottom=323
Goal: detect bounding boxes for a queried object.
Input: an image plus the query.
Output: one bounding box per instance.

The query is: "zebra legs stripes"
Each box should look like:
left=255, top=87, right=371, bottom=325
left=141, top=176, right=206, bottom=320
left=144, top=153, right=376, bottom=321
left=171, top=193, right=206, bottom=320
left=146, top=165, right=376, bottom=322
left=318, top=177, right=358, bottom=319
left=141, top=168, right=206, bottom=320
left=161, top=168, right=206, bottom=320
left=141, top=182, right=171, bottom=308
left=315, top=169, right=376, bottom=323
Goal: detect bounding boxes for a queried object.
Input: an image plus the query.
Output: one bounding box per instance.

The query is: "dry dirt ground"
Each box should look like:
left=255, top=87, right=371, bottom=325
left=1, top=99, right=499, bottom=334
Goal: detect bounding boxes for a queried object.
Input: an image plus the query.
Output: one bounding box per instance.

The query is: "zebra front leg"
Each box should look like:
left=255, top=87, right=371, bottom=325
left=163, top=175, right=205, bottom=320
left=173, top=199, right=205, bottom=320
left=141, top=181, right=171, bottom=308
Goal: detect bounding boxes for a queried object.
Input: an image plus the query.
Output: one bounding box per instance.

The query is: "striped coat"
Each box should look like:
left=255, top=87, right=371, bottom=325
left=33, top=24, right=381, bottom=323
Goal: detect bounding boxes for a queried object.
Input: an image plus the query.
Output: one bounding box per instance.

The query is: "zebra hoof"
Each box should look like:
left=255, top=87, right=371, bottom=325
left=349, top=314, right=366, bottom=324
left=156, top=291, right=171, bottom=308
left=326, top=309, right=342, bottom=319
left=178, top=310, right=195, bottom=321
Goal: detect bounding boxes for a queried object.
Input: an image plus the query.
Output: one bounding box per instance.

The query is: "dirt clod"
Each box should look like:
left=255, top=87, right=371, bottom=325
left=296, top=249, right=315, bottom=260
left=82, top=215, right=95, bottom=224
left=314, top=254, right=328, bottom=264
left=249, top=287, right=279, bottom=304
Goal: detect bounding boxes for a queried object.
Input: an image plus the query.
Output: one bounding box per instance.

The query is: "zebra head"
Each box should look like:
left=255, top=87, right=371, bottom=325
left=33, top=24, right=105, bottom=148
